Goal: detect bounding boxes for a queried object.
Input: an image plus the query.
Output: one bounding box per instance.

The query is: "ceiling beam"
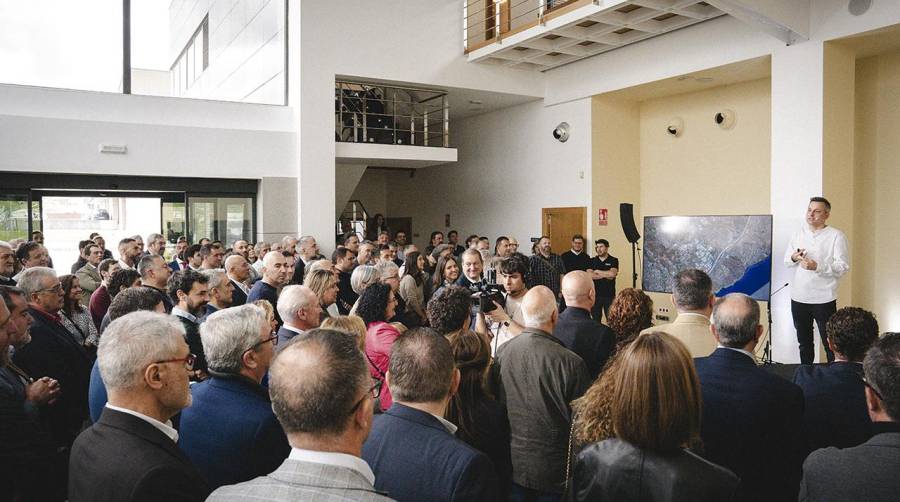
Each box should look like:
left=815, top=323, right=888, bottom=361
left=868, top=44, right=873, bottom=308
left=704, top=0, right=809, bottom=45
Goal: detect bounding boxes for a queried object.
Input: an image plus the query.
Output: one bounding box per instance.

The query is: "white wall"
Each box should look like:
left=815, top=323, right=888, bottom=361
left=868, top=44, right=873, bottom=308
left=385, top=98, right=592, bottom=250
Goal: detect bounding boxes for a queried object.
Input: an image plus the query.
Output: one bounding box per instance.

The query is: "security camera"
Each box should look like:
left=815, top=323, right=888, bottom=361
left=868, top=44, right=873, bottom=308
left=552, top=122, right=570, bottom=142
left=714, top=109, right=735, bottom=129
left=666, top=117, right=684, bottom=137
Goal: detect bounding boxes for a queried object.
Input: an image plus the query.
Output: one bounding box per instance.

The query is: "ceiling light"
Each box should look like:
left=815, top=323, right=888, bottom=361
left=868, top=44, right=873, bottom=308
left=468, top=99, right=483, bottom=105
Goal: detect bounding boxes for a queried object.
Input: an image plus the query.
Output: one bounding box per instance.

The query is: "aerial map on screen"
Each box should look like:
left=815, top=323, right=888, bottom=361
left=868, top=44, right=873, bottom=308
left=642, top=215, right=772, bottom=301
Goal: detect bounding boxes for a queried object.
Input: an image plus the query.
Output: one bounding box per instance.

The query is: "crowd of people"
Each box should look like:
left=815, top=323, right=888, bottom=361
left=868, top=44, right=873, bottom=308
left=0, top=224, right=898, bottom=502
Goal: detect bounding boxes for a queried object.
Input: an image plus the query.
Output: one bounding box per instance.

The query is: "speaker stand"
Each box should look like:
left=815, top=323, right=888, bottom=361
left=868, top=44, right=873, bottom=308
left=631, top=241, right=638, bottom=289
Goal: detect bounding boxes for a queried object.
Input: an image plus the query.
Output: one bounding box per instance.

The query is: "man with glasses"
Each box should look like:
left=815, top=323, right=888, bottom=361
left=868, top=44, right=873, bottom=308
left=179, top=304, right=288, bottom=490
left=275, top=285, right=322, bottom=348
left=785, top=196, right=850, bottom=364
left=69, top=311, right=209, bottom=502
left=209, top=328, right=390, bottom=501
left=12, top=267, right=92, bottom=454
left=362, top=328, right=499, bottom=501
left=800, top=332, right=900, bottom=501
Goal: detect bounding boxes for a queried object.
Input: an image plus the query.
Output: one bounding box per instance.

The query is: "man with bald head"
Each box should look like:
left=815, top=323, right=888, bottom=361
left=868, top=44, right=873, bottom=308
left=248, top=251, right=290, bottom=327
left=225, top=254, right=251, bottom=306
left=493, top=285, right=590, bottom=499
left=694, top=293, right=805, bottom=502
left=553, top=271, right=615, bottom=379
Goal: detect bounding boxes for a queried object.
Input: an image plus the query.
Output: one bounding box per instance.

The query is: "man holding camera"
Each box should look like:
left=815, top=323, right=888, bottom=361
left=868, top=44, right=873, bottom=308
left=483, top=255, right=529, bottom=354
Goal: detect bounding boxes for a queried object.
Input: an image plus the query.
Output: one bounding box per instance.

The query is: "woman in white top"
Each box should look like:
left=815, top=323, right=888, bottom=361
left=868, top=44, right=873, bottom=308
left=398, top=251, right=427, bottom=325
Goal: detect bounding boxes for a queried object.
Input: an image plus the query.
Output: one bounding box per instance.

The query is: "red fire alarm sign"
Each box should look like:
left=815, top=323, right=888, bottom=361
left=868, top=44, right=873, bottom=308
left=598, top=208, right=608, bottom=226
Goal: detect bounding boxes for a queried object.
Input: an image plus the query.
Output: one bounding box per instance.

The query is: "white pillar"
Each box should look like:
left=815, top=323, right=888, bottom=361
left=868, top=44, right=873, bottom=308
left=769, top=40, right=825, bottom=363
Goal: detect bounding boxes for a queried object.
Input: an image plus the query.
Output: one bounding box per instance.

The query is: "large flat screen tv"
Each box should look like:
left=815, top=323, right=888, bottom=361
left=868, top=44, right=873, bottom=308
left=642, top=215, right=773, bottom=301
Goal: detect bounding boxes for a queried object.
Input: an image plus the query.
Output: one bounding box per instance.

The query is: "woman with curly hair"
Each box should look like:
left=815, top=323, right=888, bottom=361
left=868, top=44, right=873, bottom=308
left=356, top=282, right=400, bottom=411
left=571, top=288, right=654, bottom=451
left=607, top=288, right=654, bottom=349
left=59, top=274, right=100, bottom=350
left=568, top=332, right=737, bottom=500
left=445, top=329, right=512, bottom=494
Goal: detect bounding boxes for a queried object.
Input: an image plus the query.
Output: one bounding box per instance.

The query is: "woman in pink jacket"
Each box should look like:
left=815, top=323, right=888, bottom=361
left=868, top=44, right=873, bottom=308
left=356, top=281, right=400, bottom=411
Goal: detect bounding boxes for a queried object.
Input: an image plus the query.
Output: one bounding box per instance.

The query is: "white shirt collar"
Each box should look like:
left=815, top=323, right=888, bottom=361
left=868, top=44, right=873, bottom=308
left=432, top=412, right=458, bottom=434
left=172, top=307, right=199, bottom=324
left=105, top=403, right=179, bottom=442
left=117, top=259, right=134, bottom=270
left=718, top=345, right=756, bottom=362
left=288, top=448, right=375, bottom=485
left=282, top=324, right=304, bottom=335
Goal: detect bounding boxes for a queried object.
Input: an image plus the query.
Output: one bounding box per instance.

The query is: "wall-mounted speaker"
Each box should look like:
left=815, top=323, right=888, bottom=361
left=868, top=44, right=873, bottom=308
left=620, top=203, right=641, bottom=244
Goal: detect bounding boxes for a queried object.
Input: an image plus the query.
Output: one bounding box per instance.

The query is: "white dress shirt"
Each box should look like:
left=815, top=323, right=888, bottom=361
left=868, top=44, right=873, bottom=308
left=105, top=403, right=179, bottom=442
left=288, top=448, right=376, bottom=485
left=783, top=225, right=849, bottom=304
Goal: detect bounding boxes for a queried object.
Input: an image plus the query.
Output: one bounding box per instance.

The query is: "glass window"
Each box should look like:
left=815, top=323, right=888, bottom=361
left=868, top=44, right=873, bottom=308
left=131, top=0, right=286, bottom=104
left=188, top=196, right=253, bottom=244
left=0, top=194, right=29, bottom=242
left=0, top=0, right=123, bottom=92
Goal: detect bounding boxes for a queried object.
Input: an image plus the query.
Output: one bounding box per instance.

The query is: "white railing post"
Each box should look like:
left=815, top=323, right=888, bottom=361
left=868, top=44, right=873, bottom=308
left=463, top=0, right=468, bottom=50
left=443, top=95, right=450, bottom=147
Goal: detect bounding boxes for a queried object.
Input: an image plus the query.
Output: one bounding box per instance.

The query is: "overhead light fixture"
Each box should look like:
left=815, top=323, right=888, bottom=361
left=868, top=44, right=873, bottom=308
left=468, top=99, right=484, bottom=105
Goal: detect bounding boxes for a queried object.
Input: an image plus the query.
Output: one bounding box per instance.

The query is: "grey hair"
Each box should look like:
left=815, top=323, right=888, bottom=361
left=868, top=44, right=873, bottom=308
left=712, top=293, right=760, bottom=348
left=200, top=304, right=266, bottom=373
left=375, top=260, right=399, bottom=281
left=671, top=269, right=713, bottom=311
left=350, top=265, right=379, bottom=295
left=298, top=235, right=315, bottom=248
left=277, top=285, right=317, bottom=323
left=146, top=233, right=164, bottom=242
left=201, top=268, right=229, bottom=290
left=98, top=311, right=186, bottom=390
left=0, top=240, right=11, bottom=250
left=137, top=254, right=164, bottom=278
left=863, top=333, right=900, bottom=421
left=306, top=260, right=332, bottom=275
left=16, top=267, right=57, bottom=297
left=522, top=295, right=557, bottom=328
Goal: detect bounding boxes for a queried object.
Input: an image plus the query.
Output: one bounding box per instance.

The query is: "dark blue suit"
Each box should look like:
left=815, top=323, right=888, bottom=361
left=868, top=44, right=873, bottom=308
left=694, top=348, right=805, bottom=502
left=275, top=325, right=303, bottom=350
left=792, top=362, right=872, bottom=452
left=168, top=259, right=185, bottom=273
left=552, top=306, right=615, bottom=380
left=230, top=279, right=248, bottom=307
left=178, top=375, right=290, bottom=490
left=362, top=403, right=500, bottom=502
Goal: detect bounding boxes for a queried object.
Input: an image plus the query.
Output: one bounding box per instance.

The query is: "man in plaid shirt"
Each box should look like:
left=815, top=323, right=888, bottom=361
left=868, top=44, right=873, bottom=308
left=528, top=236, right=566, bottom=302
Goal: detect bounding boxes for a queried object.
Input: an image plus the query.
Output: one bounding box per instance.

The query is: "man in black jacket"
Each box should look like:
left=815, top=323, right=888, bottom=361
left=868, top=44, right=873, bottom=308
left=69, top=311, right=209, bottom=502
left=553, top=271, right=615, bottom=379
left=168, top=270, right=210, bottom=380
left=12, top=267, right=92, bottom=450
left=694, top=293, right=805, bottom=502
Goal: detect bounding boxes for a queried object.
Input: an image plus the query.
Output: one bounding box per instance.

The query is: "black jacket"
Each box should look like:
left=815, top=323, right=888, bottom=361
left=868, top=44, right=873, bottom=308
left=69, top=407, right=209, bottom=502
left=12, top=308, right=93, bottom=448
left=568, top=438, right=738, bottom=502
left=175, top=315, right=208, bottom=376
left=553, top=306, right=616, bottom=380
left=694, top=348, right=805, bottom=502
left=792, top=362, right=872, bottom=452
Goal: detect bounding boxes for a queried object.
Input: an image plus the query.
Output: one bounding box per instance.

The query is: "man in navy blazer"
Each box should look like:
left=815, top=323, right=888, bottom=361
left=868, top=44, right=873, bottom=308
left=793, top=307, right=877, bottom=452
left=178, top=305, right=289, bottom=490
left=274, top=285, right=321, bottom=349
left=553, top=271, right=615, bottom=379
left=362, top=328, right=499, bottom=501
left=694, top=293, right=805, bottom=502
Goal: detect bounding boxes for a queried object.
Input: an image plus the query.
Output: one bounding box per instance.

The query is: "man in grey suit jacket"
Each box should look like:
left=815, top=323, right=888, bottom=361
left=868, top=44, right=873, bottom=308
left=208, top=328, right=393, bottom=502
left=75, top=243, right=104, bottom=305
left=799, top=332, right=900, bottom=501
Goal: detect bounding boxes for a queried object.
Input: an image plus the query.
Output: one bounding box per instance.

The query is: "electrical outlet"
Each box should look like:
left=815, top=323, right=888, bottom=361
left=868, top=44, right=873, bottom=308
left=658, top=307, right=670, bottom=314
left=655, top=314, right=670, bottom=322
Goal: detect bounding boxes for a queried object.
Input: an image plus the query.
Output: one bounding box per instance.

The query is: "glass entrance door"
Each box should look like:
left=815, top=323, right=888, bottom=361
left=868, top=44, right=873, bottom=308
left=0, top=192, right=30, bottom=242
left=188, top=196, right=254, bottom=245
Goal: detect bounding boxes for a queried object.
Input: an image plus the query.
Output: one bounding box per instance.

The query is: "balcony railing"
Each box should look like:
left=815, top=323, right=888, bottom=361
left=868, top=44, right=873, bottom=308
left=335, top=81, right=450, bottom=148
left=463, top=0, right=586, bottom=53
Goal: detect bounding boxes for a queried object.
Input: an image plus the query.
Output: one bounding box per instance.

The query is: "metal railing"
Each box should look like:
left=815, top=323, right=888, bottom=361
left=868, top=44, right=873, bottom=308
left=463, top=0, right=583, bottom=52
left=335, top=81, right=450, bottom=148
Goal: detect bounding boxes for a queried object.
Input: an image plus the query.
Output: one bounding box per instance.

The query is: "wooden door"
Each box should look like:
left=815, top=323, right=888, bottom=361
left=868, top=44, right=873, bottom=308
left=542, top=207, right=586, bottom=255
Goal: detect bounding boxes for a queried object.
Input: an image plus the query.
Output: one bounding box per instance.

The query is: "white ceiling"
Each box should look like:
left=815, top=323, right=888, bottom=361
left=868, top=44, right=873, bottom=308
left=470, top=0, right=727, bottom=71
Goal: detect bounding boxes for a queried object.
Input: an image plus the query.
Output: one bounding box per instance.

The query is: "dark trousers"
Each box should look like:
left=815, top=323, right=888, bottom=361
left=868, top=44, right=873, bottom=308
left=510, top=483, right=561, bottom=502
left=791, top=299, right=836, bottom=364
left=591, top=297, right=613, bottom=323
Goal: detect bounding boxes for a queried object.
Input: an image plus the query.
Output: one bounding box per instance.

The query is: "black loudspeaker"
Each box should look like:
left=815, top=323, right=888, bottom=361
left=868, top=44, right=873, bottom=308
left=620, top=203, right=641, bottom=243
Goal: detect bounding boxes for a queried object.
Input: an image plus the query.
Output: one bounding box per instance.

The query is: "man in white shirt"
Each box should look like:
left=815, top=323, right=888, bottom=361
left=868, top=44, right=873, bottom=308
left=208, top=328, right=391, bottom=502
left=484, top=255, right=529, bottom=354
left=116, top=237, right=141, bottom=270
left=784, top=197, right=850, bottom=364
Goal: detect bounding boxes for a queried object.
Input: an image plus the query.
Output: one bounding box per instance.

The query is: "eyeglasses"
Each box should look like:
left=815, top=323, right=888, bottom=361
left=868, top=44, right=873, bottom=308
left=245, top=334, right=278, bottom=353
left=35, top=283, right=64, bottom=294
left=154, top=353, right=196, bottom=370
left=861, top=373, right=884, bottom=401
left=348, top=378, right=383, bottom=415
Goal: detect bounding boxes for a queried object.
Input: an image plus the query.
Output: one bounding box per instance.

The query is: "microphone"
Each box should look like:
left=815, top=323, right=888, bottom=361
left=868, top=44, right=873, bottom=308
left=771, top=282, right=789, bottom=297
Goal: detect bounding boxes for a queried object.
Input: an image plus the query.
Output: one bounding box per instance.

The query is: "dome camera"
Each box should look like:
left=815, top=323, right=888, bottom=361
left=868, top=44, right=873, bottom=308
left=666, top=117, right=684, bottom=137
left=714, top=109, right=735, bottom=129
left=553, top=122, right=570, bottom=142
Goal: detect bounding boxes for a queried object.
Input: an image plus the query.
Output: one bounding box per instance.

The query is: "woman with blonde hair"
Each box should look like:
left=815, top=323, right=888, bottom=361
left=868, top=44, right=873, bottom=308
left=304, top=268, right=339, bottom=322
left=321, top=315, right=367, bottom=352
left=568, top=332, right=737, bottom=501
